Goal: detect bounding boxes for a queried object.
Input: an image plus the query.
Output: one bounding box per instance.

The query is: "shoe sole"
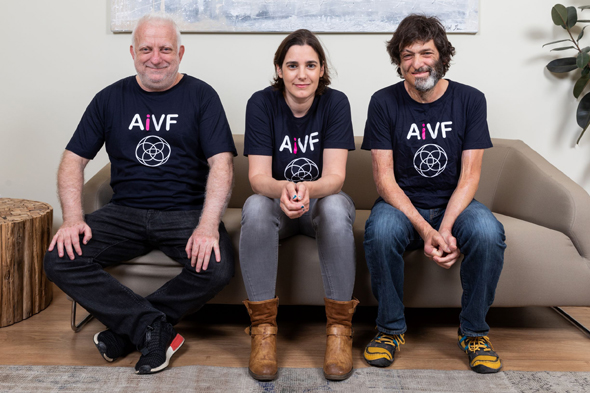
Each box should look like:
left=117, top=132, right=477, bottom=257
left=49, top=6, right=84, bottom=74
left=248, top=368, right=278, bottom=381
left=136, top=333, right=185, bottom=374
left=93, top=332, right=115, bottom=363
left=324, top=368, right=354, bottom=381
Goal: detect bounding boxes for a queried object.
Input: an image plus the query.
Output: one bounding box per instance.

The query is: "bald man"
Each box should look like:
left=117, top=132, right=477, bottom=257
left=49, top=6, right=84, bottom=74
left=44, top=13, right=236, bottom=374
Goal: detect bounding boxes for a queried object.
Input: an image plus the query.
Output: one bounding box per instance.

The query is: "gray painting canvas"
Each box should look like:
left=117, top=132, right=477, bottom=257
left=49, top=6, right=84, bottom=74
left=111, top=0, right=479, bottom=33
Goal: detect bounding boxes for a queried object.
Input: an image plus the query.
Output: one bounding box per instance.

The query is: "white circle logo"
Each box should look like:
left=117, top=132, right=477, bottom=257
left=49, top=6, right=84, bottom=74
left=135, top=136, right=171, bottom=167
left=413, top=144, right=448, bottom=178
left=284, top=158, right=319, bottom=182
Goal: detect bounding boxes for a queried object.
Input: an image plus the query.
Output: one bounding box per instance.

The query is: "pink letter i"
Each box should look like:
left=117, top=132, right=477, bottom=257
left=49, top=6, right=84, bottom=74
left=422, top=124, right=426, bottom=140
left=294, top=138, right=297, bottom=154
left=146, top=114, right=151, bottom=131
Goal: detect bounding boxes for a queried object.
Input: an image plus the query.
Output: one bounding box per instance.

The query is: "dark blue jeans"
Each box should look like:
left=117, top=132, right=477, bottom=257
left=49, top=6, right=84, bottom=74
left=44, top=204, right=234, bottom=346
left=363, top=199, right=505, bottom=337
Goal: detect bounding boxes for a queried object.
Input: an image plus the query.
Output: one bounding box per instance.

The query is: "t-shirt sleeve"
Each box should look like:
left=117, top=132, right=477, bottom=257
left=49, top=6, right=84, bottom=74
left=65, top=94, right=106, bottom=160
left=244, top=92, right=274, bottom=157
left=361, top=94, right=393, bottom=150
left=463, top=92, right=493, bottom=150
left=323, top=92, right=355, bottom=150
left=197, top=87, right=237, bottom=159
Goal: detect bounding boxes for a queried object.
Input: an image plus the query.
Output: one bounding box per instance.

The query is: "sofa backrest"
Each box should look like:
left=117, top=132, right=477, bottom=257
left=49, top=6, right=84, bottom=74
left=86, top=134, right=512, bottom=213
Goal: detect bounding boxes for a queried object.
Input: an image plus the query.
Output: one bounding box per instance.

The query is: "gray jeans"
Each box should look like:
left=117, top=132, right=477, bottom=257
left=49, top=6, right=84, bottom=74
left=239, top=191, right=356, bottom=302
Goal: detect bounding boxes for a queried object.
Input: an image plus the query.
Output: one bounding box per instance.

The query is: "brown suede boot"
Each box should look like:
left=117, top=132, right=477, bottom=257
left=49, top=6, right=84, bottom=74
left=323, top=297, right=360, bottom=381
left=243, top=297, right=279, bottom=381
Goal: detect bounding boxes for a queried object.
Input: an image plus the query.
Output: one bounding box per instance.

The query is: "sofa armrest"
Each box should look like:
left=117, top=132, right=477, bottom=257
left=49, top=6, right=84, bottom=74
left=82, top=163, right=113, bottom=214
left=491, top=139, right=590, bottom=259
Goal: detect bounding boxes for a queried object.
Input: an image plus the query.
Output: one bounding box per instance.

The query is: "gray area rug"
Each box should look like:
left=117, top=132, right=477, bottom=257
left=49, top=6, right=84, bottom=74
left=0, top=365, right=589, bottom=393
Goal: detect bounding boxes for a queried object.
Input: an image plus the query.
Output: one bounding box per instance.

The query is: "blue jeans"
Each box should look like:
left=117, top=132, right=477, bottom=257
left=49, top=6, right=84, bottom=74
left=240, top=192, right=356, bottom=302
left=363, top=199, right=505, bottom=337
left=43, top=203, right=234, bottom=346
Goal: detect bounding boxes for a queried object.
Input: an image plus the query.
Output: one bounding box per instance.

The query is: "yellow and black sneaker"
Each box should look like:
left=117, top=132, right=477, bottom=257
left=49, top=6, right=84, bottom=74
left=457, top=328, right=502, bottom=374
left=363, top=331, right=405, bottom=367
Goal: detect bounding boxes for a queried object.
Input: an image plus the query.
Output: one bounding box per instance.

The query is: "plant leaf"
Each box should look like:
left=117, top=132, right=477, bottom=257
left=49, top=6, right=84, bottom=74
left=574, top=74, right=590, bottom=98
left=577, top=52, right=590, bottom=68
left=543, top=38, right=573, bottom=47
left=583, top=46, right=590, bottom=53
left=583, top=66, right=590, bottom=76
left=567, top=6, right=578, bottom=28
left=576, top=93, right=590, bottom=127
left=547, top=57, right=578, bottom=72
left=579, top=25, right=589, bottom=41
left=552, top=4, right=568, bottom=27
left=550, top=46, right=577, bottom=51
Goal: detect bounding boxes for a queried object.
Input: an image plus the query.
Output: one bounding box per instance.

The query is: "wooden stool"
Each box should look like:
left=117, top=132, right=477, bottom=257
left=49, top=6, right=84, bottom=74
left=0, top=198, right=53, bottom=327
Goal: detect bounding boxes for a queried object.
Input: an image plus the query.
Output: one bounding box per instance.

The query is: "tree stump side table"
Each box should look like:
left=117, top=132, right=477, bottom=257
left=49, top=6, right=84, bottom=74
left=0, top=198, right=53, bottom=327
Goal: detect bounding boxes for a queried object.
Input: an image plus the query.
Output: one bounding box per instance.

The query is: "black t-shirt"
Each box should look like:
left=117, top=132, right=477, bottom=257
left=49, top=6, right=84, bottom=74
left=66, top=75, right=236, bottom=211
left=244, top=87, right=354, bottom=181
left=361, top=80, right=492, bottom=209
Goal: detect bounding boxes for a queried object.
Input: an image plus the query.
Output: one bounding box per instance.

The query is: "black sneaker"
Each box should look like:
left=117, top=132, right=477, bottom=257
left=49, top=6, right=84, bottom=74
left=363, top=331, right=405, bottom=367
left=93, top=329, right=135, bottom=362
left=135, top=317, right=185, bottom=374
left=457, top=328, right=502, bottom=374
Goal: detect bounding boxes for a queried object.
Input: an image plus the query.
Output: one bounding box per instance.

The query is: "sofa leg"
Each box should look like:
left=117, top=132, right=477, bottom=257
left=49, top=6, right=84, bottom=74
left=552, top=307, right=590, bottom=338
left=71, top=300, right=94, bottom=333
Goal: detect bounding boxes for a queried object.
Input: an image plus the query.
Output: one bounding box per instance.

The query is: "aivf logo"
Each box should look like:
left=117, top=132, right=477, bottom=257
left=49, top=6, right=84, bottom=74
left=407, top=121, right=453, bottom=140
left=128, top=114, right=179, bottom=131
left=279, top=132, right=320, bottom=154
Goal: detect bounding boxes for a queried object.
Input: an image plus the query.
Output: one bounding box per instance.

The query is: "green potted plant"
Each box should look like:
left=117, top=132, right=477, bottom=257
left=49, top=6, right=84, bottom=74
left=544, top=4, right=590, bottom=143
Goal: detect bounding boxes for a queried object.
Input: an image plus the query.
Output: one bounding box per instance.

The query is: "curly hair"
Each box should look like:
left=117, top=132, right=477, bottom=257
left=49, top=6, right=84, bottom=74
left=272, top=29, right=331, bottom=95
left=386, top=14, right=455, bottom=78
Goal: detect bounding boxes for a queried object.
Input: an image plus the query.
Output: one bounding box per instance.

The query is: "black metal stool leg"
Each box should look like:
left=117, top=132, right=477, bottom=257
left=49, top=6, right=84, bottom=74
left=552, top=307, right=590, bottom=338
left=71, top=300, right=94, bottom=332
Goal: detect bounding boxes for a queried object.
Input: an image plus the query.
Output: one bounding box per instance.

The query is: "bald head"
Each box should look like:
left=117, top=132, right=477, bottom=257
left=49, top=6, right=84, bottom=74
left=131, top=13, right=182, bottom=51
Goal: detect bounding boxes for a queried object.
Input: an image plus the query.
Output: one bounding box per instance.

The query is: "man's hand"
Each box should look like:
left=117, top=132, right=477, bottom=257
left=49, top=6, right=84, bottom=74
left=48, top=220, right=92, bottom=260
left=185, top=223, right=220, bottom=273
left=423, top=228, right=449, bottom=261
left=432, top=229, right=461, bottom=269
left=279, top=182, right=307, bottom=219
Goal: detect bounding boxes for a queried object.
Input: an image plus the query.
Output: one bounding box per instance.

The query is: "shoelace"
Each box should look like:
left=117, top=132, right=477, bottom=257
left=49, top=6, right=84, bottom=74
left=465, top=335, right=494, bottom=352
left=376, top=333, right=405, bottom=351
left=141, top=324, right=163, bottom=356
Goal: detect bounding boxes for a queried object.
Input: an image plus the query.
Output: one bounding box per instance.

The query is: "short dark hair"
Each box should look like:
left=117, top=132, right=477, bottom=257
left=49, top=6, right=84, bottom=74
left=272, top=29, right=331, bottom=95
left=386, top=14, right=455, bottom=77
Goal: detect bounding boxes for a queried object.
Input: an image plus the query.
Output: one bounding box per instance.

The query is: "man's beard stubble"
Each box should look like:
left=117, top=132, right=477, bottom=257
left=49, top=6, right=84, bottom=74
left=413, top=59, right=445, bottom=92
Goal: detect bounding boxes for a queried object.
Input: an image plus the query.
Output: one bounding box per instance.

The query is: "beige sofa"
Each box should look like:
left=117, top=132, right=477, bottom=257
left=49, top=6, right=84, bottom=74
left=80, top=136, right=590, bottom=313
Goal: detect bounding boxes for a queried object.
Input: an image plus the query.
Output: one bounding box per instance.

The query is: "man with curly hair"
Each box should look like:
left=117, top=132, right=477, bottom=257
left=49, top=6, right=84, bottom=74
left=361, top=14, right=506, bottom=374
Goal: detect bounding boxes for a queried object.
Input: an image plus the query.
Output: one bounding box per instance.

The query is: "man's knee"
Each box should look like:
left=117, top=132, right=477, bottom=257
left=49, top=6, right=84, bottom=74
left=364, top=203, right=411, bottom=250
left=456, top=205, right=506, bottom=248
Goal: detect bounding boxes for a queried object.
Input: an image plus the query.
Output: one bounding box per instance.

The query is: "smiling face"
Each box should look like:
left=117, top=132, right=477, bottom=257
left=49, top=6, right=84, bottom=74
left=399, top=39, right=443, bottom=93
left=276, top=44, right=325, bottom=106
left=130, top=21, right=184, bottom=92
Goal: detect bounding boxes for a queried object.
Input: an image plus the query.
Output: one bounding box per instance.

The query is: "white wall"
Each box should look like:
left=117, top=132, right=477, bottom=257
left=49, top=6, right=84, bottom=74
left=2, top=0, right=589, bottom=230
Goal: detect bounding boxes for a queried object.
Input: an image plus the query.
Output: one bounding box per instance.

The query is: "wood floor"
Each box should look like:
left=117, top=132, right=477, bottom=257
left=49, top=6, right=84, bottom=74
left=1, top=284, right=589, bottom=372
